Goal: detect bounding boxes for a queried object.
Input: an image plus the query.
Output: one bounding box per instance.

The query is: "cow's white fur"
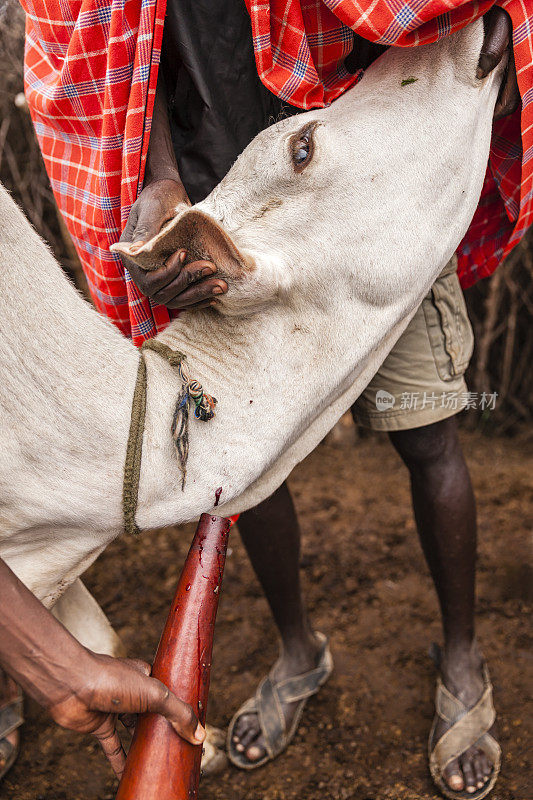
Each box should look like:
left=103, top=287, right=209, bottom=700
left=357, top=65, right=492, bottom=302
left=0, top=22, right=503, bottom=623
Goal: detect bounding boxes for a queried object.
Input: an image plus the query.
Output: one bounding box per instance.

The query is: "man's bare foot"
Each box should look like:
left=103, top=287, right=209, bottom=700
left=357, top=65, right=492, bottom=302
left=231, top=633, right=324, bottom=763
left=433, top=642, right=498, bottom=794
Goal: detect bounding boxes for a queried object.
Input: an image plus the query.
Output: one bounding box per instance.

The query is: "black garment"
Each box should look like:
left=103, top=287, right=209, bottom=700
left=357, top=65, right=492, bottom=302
left=161, top=0, right=298, bottom=203
left=159, top=3, right=385, bottom=203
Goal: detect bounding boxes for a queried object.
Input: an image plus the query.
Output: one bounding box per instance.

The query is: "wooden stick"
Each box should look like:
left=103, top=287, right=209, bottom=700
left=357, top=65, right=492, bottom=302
left=116, top=513, right=230, bottom=800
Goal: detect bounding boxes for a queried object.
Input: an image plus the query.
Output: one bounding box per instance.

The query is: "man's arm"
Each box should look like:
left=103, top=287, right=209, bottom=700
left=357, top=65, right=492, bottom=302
left=119, top=74, right=228, bottom=309
left=145, top=75, right=187, bottom=187
left=0, top=558, right=205, bottom=778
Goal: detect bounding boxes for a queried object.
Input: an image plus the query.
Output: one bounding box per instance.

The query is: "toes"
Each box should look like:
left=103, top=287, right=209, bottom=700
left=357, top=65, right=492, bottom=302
left=460, top=753, right=477, bottom=794
left=473, top=749, right=488, bottom=788
left=238, top=724, right=261, bottom=750
left=447, top=773, right=465, bottom=792
left=443, top=748, right=494, bottom=794
left=231, top=711, right=267, bottom=764
left=234, top=713, right=257, bottom=738
left=232, top=713, right=262, bottom=751
left=233, top=714, right=257, bottom=742
left=245, top=742, right=266, bottom=763
left=444, top=758, right=464, bottom=792
left=467, top=747, right=494, bottom=791
left=476, top=750, right=493, bottom=785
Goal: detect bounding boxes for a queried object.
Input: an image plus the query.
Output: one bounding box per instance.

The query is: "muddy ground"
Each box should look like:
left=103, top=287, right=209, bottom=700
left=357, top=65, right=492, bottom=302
left=2, top=424, right=531, bottom=800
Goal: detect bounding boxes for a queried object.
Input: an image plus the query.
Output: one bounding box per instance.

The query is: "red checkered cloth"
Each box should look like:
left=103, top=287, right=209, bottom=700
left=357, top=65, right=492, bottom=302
left=22, top=0, right=531, bottom=348
left=245, top=0, right=533, bottom=289
left=22, top=0, right=168, bottom=343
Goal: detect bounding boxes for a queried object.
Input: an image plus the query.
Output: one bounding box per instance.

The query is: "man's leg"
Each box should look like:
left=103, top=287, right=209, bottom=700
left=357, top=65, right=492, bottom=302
left=351, top=258, right=498, bottom=794
left=230, top=481, right=323, bottom=762
left=389, top=416, right=494, bottom=793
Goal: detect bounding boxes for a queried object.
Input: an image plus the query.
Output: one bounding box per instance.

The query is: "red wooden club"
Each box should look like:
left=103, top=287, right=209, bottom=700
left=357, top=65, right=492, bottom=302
left=116, top=513, right=230, bottom=800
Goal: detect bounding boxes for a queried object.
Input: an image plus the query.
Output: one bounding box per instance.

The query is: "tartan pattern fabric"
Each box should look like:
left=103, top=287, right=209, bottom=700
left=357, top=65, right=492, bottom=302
left=245, top=0, right=533, bottom=288
left=23, top=1, right=532, bottom=348
left=22, top=0, right=170, bottom=344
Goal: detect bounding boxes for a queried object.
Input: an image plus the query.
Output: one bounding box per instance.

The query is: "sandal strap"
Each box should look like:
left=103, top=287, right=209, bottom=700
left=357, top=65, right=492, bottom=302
left=430, top=668, right=501, bottom=774
left=256, top=676, right=287, bottom=759
left=0, top=695, right=23, bottom=740
left=276, top=648, right=332, bottom=705
left=255, top=636, right=332, bottom=758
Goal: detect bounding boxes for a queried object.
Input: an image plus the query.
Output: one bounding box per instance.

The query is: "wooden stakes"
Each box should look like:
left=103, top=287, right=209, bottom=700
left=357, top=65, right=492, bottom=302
left=116, top=513, right=230, bottom=799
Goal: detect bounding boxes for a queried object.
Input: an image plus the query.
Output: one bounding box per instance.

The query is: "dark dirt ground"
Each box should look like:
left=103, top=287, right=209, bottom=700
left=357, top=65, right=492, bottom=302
left=2, top=423, right=531, bottom=800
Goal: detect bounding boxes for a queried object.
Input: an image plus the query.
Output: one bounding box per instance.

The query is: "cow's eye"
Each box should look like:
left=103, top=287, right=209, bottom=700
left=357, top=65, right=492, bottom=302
left=290, top=124, right=316, bottom=172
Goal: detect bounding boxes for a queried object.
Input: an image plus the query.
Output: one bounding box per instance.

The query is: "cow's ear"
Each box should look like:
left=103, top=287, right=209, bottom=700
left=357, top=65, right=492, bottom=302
left=111, top=209, right=251, bottom=277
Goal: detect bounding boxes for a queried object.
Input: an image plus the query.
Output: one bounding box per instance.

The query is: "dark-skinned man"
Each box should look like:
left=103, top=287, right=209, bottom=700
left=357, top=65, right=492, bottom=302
left=2, top=3, right=525, bottom=799
left=116, top=5, right=519, bottom=798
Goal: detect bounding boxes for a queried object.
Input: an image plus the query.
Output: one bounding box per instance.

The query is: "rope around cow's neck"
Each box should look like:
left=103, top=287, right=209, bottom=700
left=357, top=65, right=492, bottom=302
left=122, top=338, right=217, bottom=536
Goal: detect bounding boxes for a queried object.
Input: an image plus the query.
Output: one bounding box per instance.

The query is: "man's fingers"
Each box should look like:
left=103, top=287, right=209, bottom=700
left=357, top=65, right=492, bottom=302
left=148, top=256, right=215, bottom=301
left=477, top=8, right=511, bottom=79
left=102, top=666, right=204, bottom=745
left=117, top=659, right=150, bottom=736
left=165, top=251, right=211, bottom=275
left=163, top=254, right=216, bottom=288
left=93, top=717, right=127, bottom=778
left=163, top=278, right=227, bottom=308
left=146, top=679, right=205, bottom=745
left=152, top=262, right=225, bottom=307
left=126, top=250, right=187, bottom=295
left=477, top=7, right=520, bottom=120
left=157, top=276, right=228, bottom=308
left=182, top=298, right=221, bottom=311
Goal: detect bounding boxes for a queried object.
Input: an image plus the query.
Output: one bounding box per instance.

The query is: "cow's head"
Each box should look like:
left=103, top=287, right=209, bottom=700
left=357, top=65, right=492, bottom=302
left=114, top=20, right=506, bottom=317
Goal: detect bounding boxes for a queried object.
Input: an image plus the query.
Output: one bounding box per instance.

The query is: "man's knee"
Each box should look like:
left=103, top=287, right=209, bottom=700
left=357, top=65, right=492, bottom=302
left=388, top=417, right=461, bottom=472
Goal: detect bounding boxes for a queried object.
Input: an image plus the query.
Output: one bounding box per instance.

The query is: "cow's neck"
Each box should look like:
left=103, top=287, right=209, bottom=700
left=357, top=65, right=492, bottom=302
left=134, top=288, right=405, bottom=531
left=135, top=301, right=324, bottom=528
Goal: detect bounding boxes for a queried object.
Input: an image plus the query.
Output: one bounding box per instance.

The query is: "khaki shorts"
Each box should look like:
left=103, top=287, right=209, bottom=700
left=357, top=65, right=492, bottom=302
left=352, top=256, right=474, bottom=431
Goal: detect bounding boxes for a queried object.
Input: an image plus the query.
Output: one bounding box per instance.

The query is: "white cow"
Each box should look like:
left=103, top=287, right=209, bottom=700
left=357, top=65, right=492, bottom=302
left=0, top=21, right=502, bottom=654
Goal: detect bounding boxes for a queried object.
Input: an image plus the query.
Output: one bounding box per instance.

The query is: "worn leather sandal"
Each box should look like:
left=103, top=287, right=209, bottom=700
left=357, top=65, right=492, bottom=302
left=227, top=632, right=333, bottom=770
left=0, top=681, right=23, bottom=781
left=429, top=664, right=501, bottom=800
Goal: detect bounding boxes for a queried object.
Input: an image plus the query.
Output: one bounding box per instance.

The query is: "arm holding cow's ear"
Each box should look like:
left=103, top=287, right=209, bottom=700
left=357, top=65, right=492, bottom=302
left=0, top=558, right=205, bottom=778
left=119, top=73, right=228, bottom=309
left=478, top=6, right=520, bottom=119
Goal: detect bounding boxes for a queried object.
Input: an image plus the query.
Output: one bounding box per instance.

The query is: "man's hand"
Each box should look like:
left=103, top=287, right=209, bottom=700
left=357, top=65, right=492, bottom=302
left=119, top=178, right=228, bottom=309
left=0, top=558, right=204, bottom=779
left=118, top=70, right=229, bottom=308
left=48, top=652, right=204, bottom=779
left=478, top=7, right=520, bottom=119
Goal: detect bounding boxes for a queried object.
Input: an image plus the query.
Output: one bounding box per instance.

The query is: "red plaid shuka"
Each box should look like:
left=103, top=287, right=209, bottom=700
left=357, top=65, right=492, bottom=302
left=245, top=0, right=532, bottom=291
left=22, top=0, right=532, bottom=346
